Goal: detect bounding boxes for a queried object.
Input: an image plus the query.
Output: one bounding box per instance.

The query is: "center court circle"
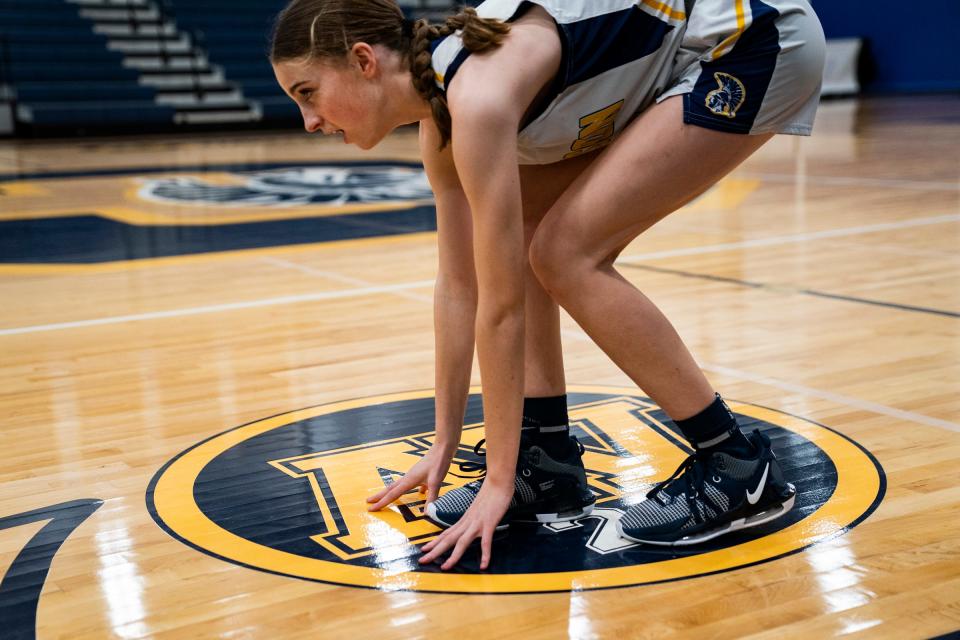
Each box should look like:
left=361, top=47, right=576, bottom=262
left=146, top=386, right=885, bottom=593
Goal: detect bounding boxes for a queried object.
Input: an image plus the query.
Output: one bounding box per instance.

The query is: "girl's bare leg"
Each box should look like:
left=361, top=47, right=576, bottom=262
left=518, top=153, right=597, bottom=398
left=529, top=96, right=772, bottom=420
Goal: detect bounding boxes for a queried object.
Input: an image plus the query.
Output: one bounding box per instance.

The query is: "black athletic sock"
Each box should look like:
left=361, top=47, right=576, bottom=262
left=521, top=395, right=571, bottom=459
left=674, top=394, right=755, bottom=458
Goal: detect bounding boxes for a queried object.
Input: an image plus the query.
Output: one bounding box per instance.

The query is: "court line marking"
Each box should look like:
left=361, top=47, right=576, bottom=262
left=619, top=213, right=960, bottom=263
left=699, top=363, right=960, bottom=434
left=820, top=238, right=960, bottom=261
left=0, top=280, right=435, bottom=337
left=739, top=171, right=960, bottom=192
left=5, top=212, right=958, bottom=329
left=4, top=259, right=957, bottom=434
left=3, top=160, right=955, bottom=192
left=840, top=271, right=957, bottom=294
left=4, top=210, right=957, bottom=277
left=0, top=159, right=426, bottom=183
left=0, top=231, right=439, bottom=276
left=6, top=213, right=958, bottom=329
left=259, top=257, right=433, bottom=304
left=621, top=263, right=960, bottom=318
left=96, top=200, right=436, bottom=226
left=557, top=329, right=960, bottom=434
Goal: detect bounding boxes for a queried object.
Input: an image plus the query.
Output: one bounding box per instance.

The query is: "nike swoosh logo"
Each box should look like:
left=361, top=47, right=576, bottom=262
left=746, top=462, right=770, bottom=505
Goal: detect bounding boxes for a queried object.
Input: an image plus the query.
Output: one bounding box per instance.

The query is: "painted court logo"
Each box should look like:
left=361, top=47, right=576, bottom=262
left=147, top=387, right=885, bottom=593
left=138, top=164, right=433, bottom=207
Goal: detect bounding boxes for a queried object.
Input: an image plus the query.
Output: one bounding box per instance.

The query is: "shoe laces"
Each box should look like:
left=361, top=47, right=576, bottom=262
left=453, top=436, right=584, bottom=478
left=456, top=439, right=488, bottom=478
left=646, top=450, right=714, bottom=523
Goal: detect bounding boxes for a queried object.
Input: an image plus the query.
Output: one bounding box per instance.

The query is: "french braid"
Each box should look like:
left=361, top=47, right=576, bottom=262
left=408, top=7, right=510, bottom=148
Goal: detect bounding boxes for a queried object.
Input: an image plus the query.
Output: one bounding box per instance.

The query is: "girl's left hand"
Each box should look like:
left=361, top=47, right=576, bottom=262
left=418, top=480, right=513, bottom=570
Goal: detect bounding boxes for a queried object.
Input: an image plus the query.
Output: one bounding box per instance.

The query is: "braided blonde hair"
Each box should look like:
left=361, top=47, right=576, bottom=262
left=270, top=0, right=510, bottom=148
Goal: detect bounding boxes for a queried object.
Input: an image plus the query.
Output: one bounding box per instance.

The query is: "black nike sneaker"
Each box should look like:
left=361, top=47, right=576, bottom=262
left=616, top=430, right=795, bottom=546
left=425, top=436, right=596, bottom=530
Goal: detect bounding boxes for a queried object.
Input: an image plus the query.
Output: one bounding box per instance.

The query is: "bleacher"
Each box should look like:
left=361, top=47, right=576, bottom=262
left=158, top=0, right=454, bottom=123
left=159, top=0, right=295, bottom=123
left=0, top=0, right=455, bottom=136
left=0, top=0, right=176, bottom=132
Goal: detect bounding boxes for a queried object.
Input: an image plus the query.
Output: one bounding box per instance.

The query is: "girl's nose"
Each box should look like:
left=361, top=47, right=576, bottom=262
left=301, top=107, right=323, bottom=133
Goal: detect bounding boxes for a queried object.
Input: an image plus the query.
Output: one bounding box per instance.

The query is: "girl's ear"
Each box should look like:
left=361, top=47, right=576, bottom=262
left=351, top=42, right=378, bottom=77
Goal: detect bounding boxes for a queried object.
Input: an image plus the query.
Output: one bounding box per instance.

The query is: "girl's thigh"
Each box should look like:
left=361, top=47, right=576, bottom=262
left=519, top=151, right=597, bottom=232
left=534, top=96, right=773, bottom=265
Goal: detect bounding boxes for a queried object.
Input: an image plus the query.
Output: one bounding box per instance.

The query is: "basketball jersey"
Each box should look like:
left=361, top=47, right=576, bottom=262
left=429, top=0, right=825, bottom=164
left=430, top=0, right=690, bottom=164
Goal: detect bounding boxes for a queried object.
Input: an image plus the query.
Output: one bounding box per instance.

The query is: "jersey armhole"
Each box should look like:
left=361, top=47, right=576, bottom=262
left=440, top=0, right=570, bottom=129
left=516, top=2, right=570, bottom=129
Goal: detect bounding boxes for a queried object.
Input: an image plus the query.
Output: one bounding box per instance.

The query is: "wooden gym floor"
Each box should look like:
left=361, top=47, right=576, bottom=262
left=0, top=95, right=958, bottom=639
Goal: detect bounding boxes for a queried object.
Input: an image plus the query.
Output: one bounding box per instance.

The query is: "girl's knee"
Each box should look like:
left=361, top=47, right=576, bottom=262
left=528, top=225, right=592, bottom=299
left=528, top=226, right=563, bottom=291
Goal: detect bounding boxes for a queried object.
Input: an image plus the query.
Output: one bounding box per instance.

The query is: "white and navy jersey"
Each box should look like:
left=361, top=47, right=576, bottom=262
left=430, top=0, right=825, bottom=165
left=431, top=0, right=690, bottom=165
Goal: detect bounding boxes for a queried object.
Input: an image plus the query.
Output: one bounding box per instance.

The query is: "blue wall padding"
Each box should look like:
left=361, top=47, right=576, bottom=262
left=811, top=0, right=960, bottom=93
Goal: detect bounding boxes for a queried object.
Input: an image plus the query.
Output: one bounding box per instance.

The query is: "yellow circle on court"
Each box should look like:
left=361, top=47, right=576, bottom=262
left=148, top=386, right=884, bottom=593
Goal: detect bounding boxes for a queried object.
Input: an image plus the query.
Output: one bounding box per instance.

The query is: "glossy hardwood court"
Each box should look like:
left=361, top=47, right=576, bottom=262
left=1, top=95, right=958, bottom=639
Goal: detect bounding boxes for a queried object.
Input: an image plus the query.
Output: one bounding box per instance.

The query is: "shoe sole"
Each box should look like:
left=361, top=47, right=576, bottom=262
left=616, top=492, right=796, bottom=547
left=512, top=502, right=595, bottom=524
left=425, top=502, right=595, bottom=531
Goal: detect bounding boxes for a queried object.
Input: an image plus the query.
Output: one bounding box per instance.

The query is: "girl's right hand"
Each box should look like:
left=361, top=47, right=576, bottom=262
left=366, top=441, right=458, bottom=511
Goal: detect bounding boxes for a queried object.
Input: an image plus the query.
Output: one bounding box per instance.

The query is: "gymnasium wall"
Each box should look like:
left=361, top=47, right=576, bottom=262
left=811, top=0, right=960, bottom=93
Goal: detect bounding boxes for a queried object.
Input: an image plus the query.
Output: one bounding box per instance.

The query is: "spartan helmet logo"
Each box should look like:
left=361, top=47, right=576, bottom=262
left=705, top=72, right=747, bottom=118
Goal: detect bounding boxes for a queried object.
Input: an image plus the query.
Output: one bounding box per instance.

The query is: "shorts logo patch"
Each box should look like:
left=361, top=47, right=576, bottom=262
left=705, top=72, right=747, bottom=118
left=146, top=387, right=885, bottom=594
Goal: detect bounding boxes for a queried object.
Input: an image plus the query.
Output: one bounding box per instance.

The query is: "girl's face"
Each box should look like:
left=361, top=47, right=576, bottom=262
left=273, top=50, right=388, bottom=150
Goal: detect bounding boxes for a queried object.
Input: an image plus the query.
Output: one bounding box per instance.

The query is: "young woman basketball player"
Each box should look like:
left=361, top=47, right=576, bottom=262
left=270, top=0, right=825, bottom=570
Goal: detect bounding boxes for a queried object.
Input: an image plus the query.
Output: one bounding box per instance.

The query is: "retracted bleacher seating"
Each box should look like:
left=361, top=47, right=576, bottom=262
left=0, top=0, right=175, bottom=133
left=159, top=0, right=295, bottom=124
left=0, top=0, right=457, bottom=135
